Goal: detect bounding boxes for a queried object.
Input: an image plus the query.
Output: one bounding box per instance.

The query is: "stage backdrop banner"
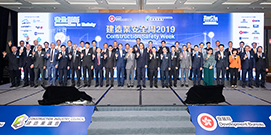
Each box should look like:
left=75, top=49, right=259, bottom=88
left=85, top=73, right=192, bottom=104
left=18, top=13, right=264, bottom=49
left=0, top=106, right=95, bottom=135
left=188, top=106, right=271, bottom=135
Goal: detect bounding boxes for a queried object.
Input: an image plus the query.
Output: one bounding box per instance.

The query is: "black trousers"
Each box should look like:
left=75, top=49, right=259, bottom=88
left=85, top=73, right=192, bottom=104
left=106, top=67, right=114, bottom=85
left=149, top=69, right=158, bottom=86
left=71, top=67, right=81, bottom=86
left=230, top=68, right=238, bottom=85
left=83, top=66, right=92, bottom=85
left=10, top=69, right=20, bottom=86
left=226, top=70, right=230, bottom=80
left=161, top=70, right=169, bottom=86
left=169, top=68, right=178, bottom=86
left=137, top=67, right=146, bottom=86
left=255, top=69, right=266, bottom=86
left=23, top=66, right=34, bottom=86
left=95, top=68, right=104, bottom=86
left=59, top=68, right=67, bottom=86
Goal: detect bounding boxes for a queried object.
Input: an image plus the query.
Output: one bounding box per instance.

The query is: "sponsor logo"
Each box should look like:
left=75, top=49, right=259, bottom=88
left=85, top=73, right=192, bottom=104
left=11, top=114, right=29, bottom=130
left=11, top=114, right=85, bottom=130
left=254, top=37, right=259, bottom=40
left=34, top=32, right=44, bottom=36
left=238, top=26, right=250, bottom=28
left=37, top=37, right=42, bottom=42
left=239, top=37, right=249, bottom=40
left=216, top=115, right=265, bottom=128
left=203, top=15, right=218, bottom=25
left=22, top=19, right=31, bottom=24
left=0, top=122, right=5, bottom=127
left=108, top=15, right=132, bottom=23
left=253, top=24, right=259, bottom=28
left=252, top=30, right=260, bottom=34
left=23, top=33, right=28, bottom=37
left=108, top=15, right=115, bottom=22
left=252, top=19, right=260, bottom=23
left=241, top=19, right=248, bottom=23
left=21, top=30, right=32, bottom=32
left=35, top=26, right=43, bottom=29
left=21, top=25, right=31, bottom=29
left=239, top=31, right=248, bottom=34
left=145, top=15, right=173, bottom=22
left=197, top=113, right=217, bottom=131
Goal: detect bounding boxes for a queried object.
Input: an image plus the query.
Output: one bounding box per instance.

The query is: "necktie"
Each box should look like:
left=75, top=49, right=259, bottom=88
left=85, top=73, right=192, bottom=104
left=50, top=49, right=53, bottom=62
left=73, top=51, right=76, bottom=62
left=98, top=54, right=100, bottom=65
left=27, top=51, right=29, bottom=56
left=141, top=50, right=143, bottom=55
left=184, top=52, right=187, bottom=59
left=63, top=52, right=65, bottom=58
left=39, top=52, right=41, bottom=57
left=254, top=49, right=256, bottom=54
left=109, top=52, right=111, bottom=57
left=149, top=47, right=152, bottom=53
left=154, top=53, right=156, bottom=58
left=247, top=52, right=250, bottom=59
left=196, top=52, right=198, bottom=58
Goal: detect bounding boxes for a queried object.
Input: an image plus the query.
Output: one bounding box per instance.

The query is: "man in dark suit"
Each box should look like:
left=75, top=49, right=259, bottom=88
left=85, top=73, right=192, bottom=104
left=102, top=43, right=108, bottom=53
left=32, top=45, right=46, bottom=87
left=169, top=46, right=179, bottom=87
left=90, top=40, right=97, bottom=54
left=20, top=44, right=34, bottom=87
left=255, top=46, right=269, bottom=88
left=187, top=42, right=194, bottom=80
left=135, top=43, right=148, bottom=88
left=175, top=41, right=182, bottom=79
left=115, top=43, right=126, bottom=87
left=224, top=41, right=234, bottom=80
left=57, top=45, right=70, bottom=86
left=66, top=40, right=73, bottom=79
left=204, top=42, right=212, bottom=54
left=69, top=44, right=81, bottom=87
left=250, top=42, right=258, bottom=56
left=133, top=38, right=141, bottom=53
left=237, top=41, right=245, bottom=80
left=2, top=46, right=22, bottom=87
left=104, top=45, right=116, bottom=87
left=160, top=47, right=171, bottom=88
left=241, top=45, right=255, bottom=88
left=44, top=43, right=59, bottom=86
left=112, top=41, right=118, bottom=53
left=215, top=44, right=229, bottom=86
left=191, top=45, right=203, bottom=86
left=81, top=42, right=93, bottom=87
left=26, top=36, right=39, bottom=52
left=92, top=48, right=105, bottom=87
left=157, top=40, right=169, bottom=55
left=148, top=47, right=160, bottom=88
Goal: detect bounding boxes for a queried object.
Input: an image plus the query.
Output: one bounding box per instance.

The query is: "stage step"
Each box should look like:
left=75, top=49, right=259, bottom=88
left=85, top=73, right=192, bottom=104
left=88, top=106, right=195, bottom=135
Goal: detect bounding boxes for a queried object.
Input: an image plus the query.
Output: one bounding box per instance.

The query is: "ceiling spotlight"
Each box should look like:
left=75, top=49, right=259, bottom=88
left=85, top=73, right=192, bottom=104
left=158, top=7, right=160, bottom=9
left=122, top=7, right=125, bottom=9
left=192, top=7, right=195, bottom=9
left=18, top=7, right=20, bottom=9
left=262, top=7, right=264, bottom=9
left=53, top=7, right=56, bottom=10
left=253, top=7, right=255, bottom=9
left=227, top=7, right=229, bottom=10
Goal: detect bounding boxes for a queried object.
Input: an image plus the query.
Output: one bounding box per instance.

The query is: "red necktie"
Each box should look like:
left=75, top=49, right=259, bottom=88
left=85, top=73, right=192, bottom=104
left=98, top=55, right=100, bottom=65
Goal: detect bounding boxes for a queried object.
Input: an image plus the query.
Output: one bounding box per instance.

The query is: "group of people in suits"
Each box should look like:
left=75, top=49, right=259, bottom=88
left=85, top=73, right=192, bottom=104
left=2, top=37, right=269, bottom=89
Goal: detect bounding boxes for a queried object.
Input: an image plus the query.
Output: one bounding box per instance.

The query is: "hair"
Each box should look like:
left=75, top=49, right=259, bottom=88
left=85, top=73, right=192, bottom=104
left=60, top=45, right=66, bottom=48
left=216, top=40, right=220, bottom=43
left=245, top=45, right=250, bottom=48
left=104, top=43, right=108, bottom=46
left=148, top=41, right=153, bottom=44
left=113, top=41, right=117, bottom=43
left=239, top=41, right=245, bottom=45
left=194, top=45, right=198, bottom=48
left=44, top=41, right=49, bottom=45
left=228, top=41, right=233, bottom=44
left=118, top=43, right=123, bottom=46
left=108, top=45, right=113, bottom=48
left=152, top=47, right=156, bottom=49
left=92, top=40, right=97, bottom=43
left=136, top=38, right=141, bottom=41
left=199, top=42, right=204, bottom=45
left=206, top=42, right=211, bottom=44
left=252, top=42, right=257, bottom=46
left=85, top=42, right=90, bottom=45
left=56, top=40, right=61, bottom=43
left=232, top=48, right=238, bottom=54
left=67, top=40, right=72, bottom=43
left=80, top=41, right=84, bottom=44
left=19, top=40, right=24, bottom=44
left=139, top=42, right=144, bottom=48
left=207, top=48, right=213, bottom=51
left=175, top=41, right=179, bottom=45
left=171, top=45, right=176, bottom=48
left=125, top=43, right=130, bottom=46
left=257, top=46, right=262, bottom=51
left=219, top=44, right=224, bottom=47
left=182, top=45, right=187, bottom=48
left=186, top=42, right=191, bottom=45
left=161, top=40, right=166, bottom=44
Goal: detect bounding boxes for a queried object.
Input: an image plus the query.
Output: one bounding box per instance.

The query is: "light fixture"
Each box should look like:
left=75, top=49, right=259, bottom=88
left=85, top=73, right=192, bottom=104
left=0, top=2, right=22, bottom=5
left=31, top=2, right=60, bottom=5
left=222, top=2, right=251, bottom=5
left=260, top=2, right=271, bottom=5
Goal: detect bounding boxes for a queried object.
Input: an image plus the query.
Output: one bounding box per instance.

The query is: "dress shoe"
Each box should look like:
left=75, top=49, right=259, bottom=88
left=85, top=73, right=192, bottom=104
left=127, top=85, right=130, bottom=88
left=10, top=85, right=15, bottom=88
left=95, top=85, right=99, bottom=87
left=181, top=84, right=184, bottom=87
left=84, top=84, right=88, bottom=87
left=71, top=84, right=75, bottom=87
left=242, top=85, right=246, bottom=88
left=174, top=85, right=177, bottom=87
left=185, top=85, right=189, bottom=87
left=143, top=85, right=146, bottom=88
left=34, top=85, right=38, bottom=88
left=88, top=85, right=90, bottom=87
left=255, top=85, right=259, bottom=88
left=100, top=85, right=103, bottom=87
left=118, top=85, right=121, bottom=87
left=260, top=85, right=266, bottom=88
left=234, top=85, right=237, bottom=88
left=162, top=86, right=164, bottom=88
left=150, top=85, right=153, bottom=88
left=111, top=85, right=114, bottom=87
left=106, top=84, right=109, bottom=87
left=137, top=85, right=140, bottom=88
left=77, top=84, right=80, bottom=87
left=23, top=84, right=29, bottom=87
left=166, top=86, right=168, bottom=88
left=155, top=85, right=158, bottom=88
left=248, top=85, right=253, bottom=89
left=130, top=85, right=134, bottom=87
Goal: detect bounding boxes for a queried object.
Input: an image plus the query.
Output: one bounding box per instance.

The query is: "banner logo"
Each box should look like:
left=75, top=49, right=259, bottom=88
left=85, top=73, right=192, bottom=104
left=108, top=15, right=115, bottom=22
left=197, top=113, right=217, bottom=131
left=203, top=15, right=218, bottom=25
left=253, top=24, right=259, bottom=28
left=11, top=114, right=29, bottom=130
left=145, top=16, right=173, bottom=22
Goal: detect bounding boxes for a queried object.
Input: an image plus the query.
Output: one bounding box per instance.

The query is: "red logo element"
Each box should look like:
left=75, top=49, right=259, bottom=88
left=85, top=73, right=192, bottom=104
left=108, top=15, right=115, bottom=22
left=252, top=19, right=255, bottom=22
left=239, top=31, right=243, bottom=34
left=197, top=113, right=217, bottom=131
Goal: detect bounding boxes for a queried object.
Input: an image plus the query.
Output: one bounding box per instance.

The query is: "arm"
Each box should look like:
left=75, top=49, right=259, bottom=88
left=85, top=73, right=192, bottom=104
left=237, top=56, right=241, bottom=70
left=113, top=53, right=116, bottom=68
left=200, top=53, right=203, bottom=68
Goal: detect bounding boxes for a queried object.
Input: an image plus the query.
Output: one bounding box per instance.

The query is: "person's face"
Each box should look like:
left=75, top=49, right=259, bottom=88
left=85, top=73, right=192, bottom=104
left=20, top=41, right=24, bottom=47
left=103, top=44, right=108, bottom=49
left=108, top=46, right=113, bottom=51
left=258, top=47, right=262, bottom=53
left=233, top=50, right=237, bottom=55
left=136, top=39, right=140, bottom=44
left=57, top=41, right=61, bottom=45
left=139, top=44, right=144, bottom=49
left=97, top=48, right=101, bottom=53
left=26, top=44, right=31, bottom=50
left=161, top=42, right=165, bottom=47
left=148, top=42, right=153, bottom=47
left=228, top=42, right=233, bottom=47
left=245, top=46, right=250, bottom=52
left=44, top=43, right=49, bottom=48
left=80, top=42, right=84, bottom=47
left=200, top=44, right=204, bottom=48
left=207, top=43, right=211, bottom=48
left=113, top=42, right=117, bottom=47
left=67, top=41, right=72, bottom=47
left=194, top=46, right=198, bottom=51
left=162, top=48, right=167, bottom=53
left=152, top=48, right=156, bottom=53
left=240, top=43, right=244, bottom=48
left=37, top=46, right=42, bottom=51
left=11, top=46, right=17, bottom=53
left=253, top=43, right=257, bottom=48
left=208, top=50, right=212, bottom=54
left=187, top=43, right=191, bottom=48
left=72, top=45, right=77, bottom=50
left=129, top=47, right=133, bottom=53
left=182, top=46, right=187, bottom=51
left=171, top=47, right=176, bottom=52
left=92, top=42, right=96, bottom=47
left=175, top=43, right=179, bottom=47
left=216, top=41, right=220, bottom=46
left=125, top=45, right=130, bottom=49
left=219, top=46, right=224, bottom=51
left=85, top=44, right=90, bottom=49
left=61, top=46, right=66, bottom=52
left=118, top=45, right=123, bottom=50
left=51, top=43, right=55, bottom=49
left=34, top=40, right=38, bottom=45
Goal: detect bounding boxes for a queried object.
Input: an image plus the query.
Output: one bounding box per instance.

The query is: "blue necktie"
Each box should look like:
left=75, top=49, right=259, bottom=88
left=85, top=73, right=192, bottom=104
left=196, top=52, right=198, bottom=58
left=247, top=52, right=250, bottom=59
